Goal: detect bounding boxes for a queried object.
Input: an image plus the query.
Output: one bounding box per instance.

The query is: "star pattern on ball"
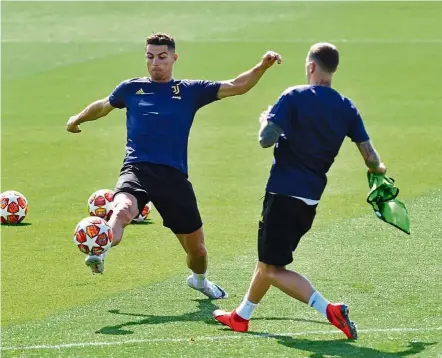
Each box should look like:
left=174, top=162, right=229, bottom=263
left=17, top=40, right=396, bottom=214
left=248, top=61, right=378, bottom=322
left=87, top=221, right=112, bottom=250
left=0, top=192, right=28, bottom=224
left=88, top=189, right=114, bottom=220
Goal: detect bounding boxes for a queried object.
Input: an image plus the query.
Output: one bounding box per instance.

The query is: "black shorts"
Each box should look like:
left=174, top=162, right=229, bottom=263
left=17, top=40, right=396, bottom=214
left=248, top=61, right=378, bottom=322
left=258, top=192, right=317, bottom=266
left=114, top=162, right=202, bottom=234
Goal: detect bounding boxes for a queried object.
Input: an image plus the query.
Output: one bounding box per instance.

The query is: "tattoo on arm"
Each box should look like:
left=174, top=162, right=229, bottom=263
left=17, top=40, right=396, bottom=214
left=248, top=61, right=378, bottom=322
left=356, top=140, right=381, bottom=169
left=259, top=121, right=283, bottom=148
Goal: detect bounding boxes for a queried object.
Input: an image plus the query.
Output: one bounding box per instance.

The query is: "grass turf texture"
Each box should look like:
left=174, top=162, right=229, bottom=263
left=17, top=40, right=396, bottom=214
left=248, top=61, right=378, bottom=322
left=1, top=1, right=442, bottom=357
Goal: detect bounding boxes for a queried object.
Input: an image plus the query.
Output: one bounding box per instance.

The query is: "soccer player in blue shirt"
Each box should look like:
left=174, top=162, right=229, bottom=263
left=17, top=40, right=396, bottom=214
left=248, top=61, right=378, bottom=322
left=214, top=43, right=386, bottom=338
left=66, top=33, right=282, bottom=299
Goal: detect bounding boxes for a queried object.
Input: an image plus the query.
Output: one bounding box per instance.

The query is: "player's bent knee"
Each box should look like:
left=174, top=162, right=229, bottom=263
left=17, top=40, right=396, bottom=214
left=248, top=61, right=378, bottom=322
left=259, top=262, right=285, bottom=280
left=181, top=229, right=207, bottom=257
left=187, top=244, right=207, bottom=258
left=113, top=203, right=135, bottom=225
left=112, top=193, right=139, bottom=223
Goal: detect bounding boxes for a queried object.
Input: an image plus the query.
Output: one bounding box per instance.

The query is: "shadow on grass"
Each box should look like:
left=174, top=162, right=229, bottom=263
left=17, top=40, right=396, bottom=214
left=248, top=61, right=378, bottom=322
left=96, top=300, right=322, bottom=335
left=131, top=219, right=154, bottom=225
left=96, top=304, right=436, bottom=357
left=1, top=222, right=32, bottom=226
left=96, top=299, right=219, bottom=335
left=274, top=337, right=437, bottom=357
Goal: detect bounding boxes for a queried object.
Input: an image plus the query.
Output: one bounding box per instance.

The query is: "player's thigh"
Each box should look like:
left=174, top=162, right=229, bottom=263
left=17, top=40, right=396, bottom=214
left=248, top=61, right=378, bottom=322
left=114, top=163, right=149, bottom=216
left=151, top=175, right=202, bottom=235
left=290, top=198, right=317, bottom=241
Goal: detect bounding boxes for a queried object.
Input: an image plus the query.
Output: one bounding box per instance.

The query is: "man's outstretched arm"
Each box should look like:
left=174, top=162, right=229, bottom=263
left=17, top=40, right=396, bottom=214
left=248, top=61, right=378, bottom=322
left=217, top=51, right=282, bottom=99
left=66, top=97, right=115, bottom=133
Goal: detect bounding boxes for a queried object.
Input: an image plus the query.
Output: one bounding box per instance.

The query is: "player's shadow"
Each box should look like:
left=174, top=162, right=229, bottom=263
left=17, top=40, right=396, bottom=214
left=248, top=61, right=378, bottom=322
left=271, top=336, right=437, bottom=357
left=96, top=299, right=219, bottom=335
left=1, top=222, right=32, bottom=226
left=131, top=219, right=154, bottom=225
left=96, top=300, right=316, bottom=335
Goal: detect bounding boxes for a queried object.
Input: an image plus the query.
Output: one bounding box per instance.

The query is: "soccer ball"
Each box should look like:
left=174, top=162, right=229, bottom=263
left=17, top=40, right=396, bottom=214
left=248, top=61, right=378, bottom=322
left=88, top=189, right=114, bottom=221
left=132, top=202, right=153, bottom=223
left=0, top=190, right=28, bottom=224
left=73, top=217, right=113, bottom=255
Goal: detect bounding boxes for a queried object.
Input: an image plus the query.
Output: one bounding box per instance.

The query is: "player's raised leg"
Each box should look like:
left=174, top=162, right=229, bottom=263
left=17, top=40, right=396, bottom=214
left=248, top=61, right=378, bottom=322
left=177, top=227, right=228, bottom=299
left=85, top=192, right=139, bottom=274
left=108, top=192, right=139, bottom=246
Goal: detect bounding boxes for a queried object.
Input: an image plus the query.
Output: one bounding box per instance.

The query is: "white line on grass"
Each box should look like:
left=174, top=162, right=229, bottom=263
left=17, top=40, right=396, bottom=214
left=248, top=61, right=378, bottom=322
left=1, top=326, right=441, bottom=351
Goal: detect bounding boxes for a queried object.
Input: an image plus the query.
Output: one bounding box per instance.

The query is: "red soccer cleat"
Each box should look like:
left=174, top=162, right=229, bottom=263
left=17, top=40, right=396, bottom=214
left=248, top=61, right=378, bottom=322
left=213, top=310, right=249, bottom=332
left=326, top=303, right=358, bottom=340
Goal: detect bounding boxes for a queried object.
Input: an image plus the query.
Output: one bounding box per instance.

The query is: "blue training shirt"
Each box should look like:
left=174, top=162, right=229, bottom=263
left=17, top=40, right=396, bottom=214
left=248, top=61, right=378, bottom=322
left=266, top=85, right=370, bottom=201
left=109, top=77, right=221, bottom=175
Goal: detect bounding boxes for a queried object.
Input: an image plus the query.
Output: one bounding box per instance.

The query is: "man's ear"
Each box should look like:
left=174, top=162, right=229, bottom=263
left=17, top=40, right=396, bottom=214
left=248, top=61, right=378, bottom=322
left=309, top=61, right=316, bottom=74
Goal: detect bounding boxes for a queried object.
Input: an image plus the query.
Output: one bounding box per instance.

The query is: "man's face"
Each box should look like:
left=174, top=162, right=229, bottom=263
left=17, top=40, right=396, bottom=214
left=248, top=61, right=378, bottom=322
left=146, top=44, right=177, bottom=82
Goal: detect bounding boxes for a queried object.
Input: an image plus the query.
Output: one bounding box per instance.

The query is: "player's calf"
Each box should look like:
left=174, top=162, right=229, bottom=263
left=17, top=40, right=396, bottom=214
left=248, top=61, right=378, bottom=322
left=109, top=196, right=138, bottom=246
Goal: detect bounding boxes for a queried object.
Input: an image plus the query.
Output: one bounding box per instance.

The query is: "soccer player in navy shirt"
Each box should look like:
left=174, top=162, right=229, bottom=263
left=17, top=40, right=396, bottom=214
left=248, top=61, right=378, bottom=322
left=66, top=33, right=282, bottom=299
left=214, top=43, right=386, bottom=337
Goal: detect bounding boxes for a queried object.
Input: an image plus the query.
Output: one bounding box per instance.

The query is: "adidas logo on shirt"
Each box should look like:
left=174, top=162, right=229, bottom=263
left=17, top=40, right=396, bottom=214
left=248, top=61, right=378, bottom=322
left=136, top=88, right=145, bottom=95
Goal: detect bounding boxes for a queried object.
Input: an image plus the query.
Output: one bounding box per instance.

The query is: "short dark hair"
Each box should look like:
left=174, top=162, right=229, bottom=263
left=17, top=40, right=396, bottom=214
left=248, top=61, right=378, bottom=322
left=146, top=32, right=176, bottom=51
left=309, top=43, right=339, bottom=73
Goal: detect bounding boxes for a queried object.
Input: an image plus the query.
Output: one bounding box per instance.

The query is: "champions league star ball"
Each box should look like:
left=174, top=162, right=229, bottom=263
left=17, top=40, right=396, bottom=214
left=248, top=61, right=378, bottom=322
left=132, top=202, right=153, bottom=223
left=0, top=190, right=28, bottom=224
left=73, top=217, right=113, bottom=255
left=88, top=189, right=114, bottom=221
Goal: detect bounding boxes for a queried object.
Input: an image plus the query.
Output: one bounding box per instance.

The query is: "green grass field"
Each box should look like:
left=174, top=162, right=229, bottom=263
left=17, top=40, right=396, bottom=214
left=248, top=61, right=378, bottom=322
left=1, top=1, right=442, bottom=357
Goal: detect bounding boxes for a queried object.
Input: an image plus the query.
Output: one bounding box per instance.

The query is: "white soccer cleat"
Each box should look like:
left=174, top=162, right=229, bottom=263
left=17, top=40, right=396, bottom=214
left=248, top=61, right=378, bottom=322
left=85, top=254, right=105, bottom=274
left=187, top=275, right=228, bottom=299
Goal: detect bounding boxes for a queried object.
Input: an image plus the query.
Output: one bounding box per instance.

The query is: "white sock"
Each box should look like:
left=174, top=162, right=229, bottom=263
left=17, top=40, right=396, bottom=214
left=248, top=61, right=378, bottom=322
left=308, top=291, right=330, bottom=319
left=236, top=297, right=258, bottom=320
left=192, top=272, right=207, bottom=288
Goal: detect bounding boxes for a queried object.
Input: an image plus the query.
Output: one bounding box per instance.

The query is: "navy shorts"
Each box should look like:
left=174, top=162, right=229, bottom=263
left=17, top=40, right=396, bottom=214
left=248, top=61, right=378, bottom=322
left=258, top=192, right=317, bottom=266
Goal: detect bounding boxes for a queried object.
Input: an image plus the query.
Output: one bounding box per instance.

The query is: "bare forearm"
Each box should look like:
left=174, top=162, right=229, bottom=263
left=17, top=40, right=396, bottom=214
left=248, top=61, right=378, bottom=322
left=74, top=98, right=111, bottom=124
left=217, top=51, right=281, bottom=99
left=356, top=140, right=383, bottom=171
left=231, top=64, right=267, bottom=95
left=364, top=148, right=381, bottom=169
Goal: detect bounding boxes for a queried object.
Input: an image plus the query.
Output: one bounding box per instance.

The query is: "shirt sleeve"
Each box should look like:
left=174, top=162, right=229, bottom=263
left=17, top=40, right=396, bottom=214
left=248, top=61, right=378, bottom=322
left=109, top=80, right=128, bottom=109
left=189, top=80, right=221, bottom=109
left=267, top=90, right=294, bottom=134
left=346, top=99, right=370, bottom=143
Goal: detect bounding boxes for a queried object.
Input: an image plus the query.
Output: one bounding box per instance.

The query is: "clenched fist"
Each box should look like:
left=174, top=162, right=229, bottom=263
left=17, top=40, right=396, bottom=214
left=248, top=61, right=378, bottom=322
left=260, top=51, right=282, bottom=69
